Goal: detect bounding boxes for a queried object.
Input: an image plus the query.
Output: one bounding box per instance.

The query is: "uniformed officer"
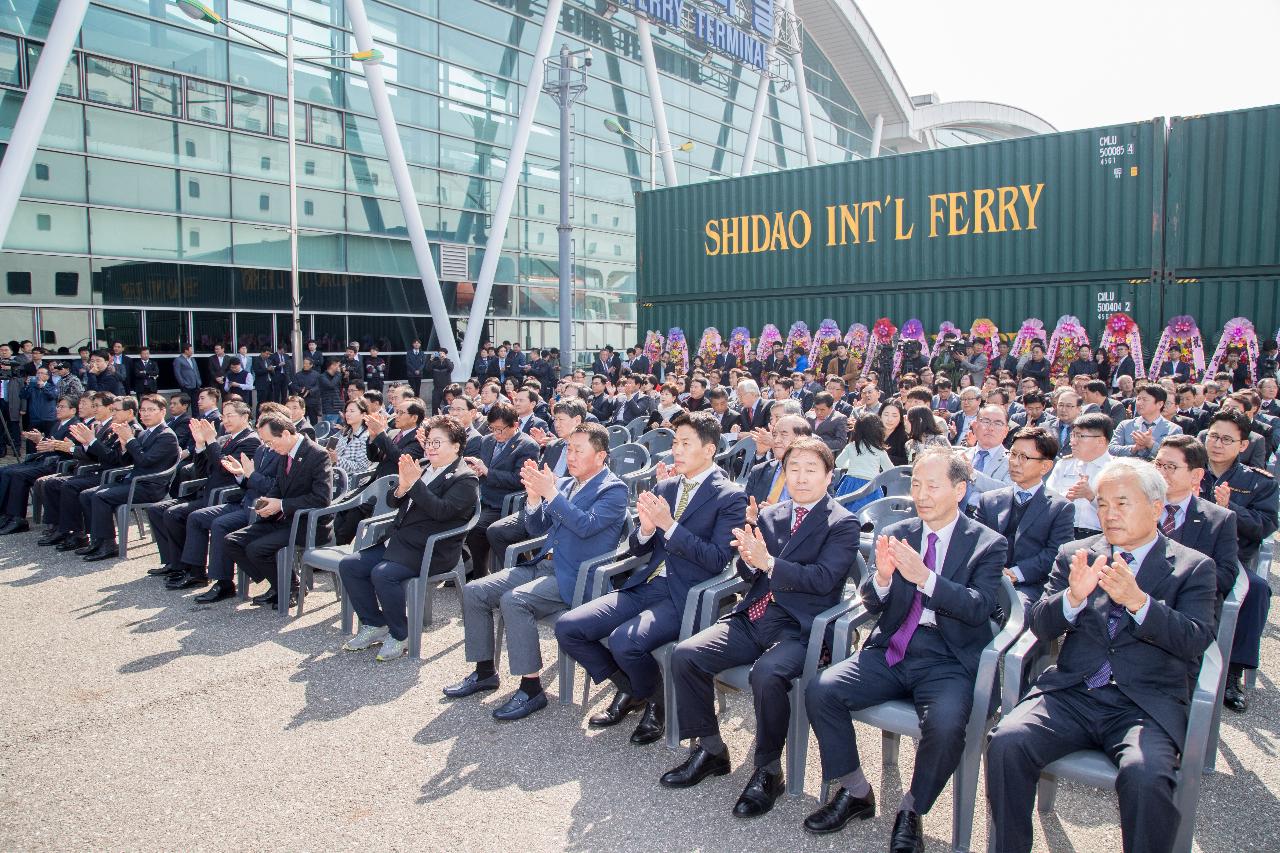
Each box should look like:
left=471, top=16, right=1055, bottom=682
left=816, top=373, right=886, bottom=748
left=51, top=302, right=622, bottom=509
left=1200, top=409, right=1278, bottom=714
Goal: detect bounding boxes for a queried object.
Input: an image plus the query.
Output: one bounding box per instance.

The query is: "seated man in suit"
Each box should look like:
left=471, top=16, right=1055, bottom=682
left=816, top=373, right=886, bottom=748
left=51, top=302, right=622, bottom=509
left=1006, top=391, right=1058, bottom=443
left=332, top=397, right=426, bottom=544
left=35, top=393, right=119, bottom=549
left=445, top=396, right=485, bottom=457
left=707, top=387, right=743, bottom=435
left=802, top=447, right=1005, bottom=848
left=1048, top=390, right=1079, bottom=457
left=1199, top=409, right=1278, bottom=713
left=78, top=394, right=181, bottom=561
left=462, top=402, right=541, bottom=578
left=1108, top=382, right=1182, bottom=461
left=556, top=410, right=747, bottom=744
left=154, top=403, right=261, bottom=588
left=806, top=392, right=849, bottom=455
left=744, top=415, right=813, bottom=517
left=661, top=437, right=860, bottom=817
left=224, top=415, right=333, bottom=608
left=340, top=415, right=480, bottom=661
left=976, top=426, right=1075, bottom=611
left=963, top=404, right=1013, bottom=509
left=445, top=422, right=628, bottom=719
left=612, top=374, right=654, bottom=425
left=513, top=388, right=550, bottom=435
left=986, top=459, right=1216, bottom=853
left=0, top=395, right=79, bottom=534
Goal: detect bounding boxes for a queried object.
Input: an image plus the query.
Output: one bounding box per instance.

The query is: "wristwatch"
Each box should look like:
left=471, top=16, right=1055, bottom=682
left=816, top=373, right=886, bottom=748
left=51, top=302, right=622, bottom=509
left=766, top=556, right=776, bottom=573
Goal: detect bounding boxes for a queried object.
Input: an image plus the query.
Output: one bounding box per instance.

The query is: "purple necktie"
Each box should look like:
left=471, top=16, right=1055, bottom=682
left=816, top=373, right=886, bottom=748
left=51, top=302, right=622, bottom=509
left=1085, top=551, right=1137, bottom=688
left=884, top=532, right=938, bottom=667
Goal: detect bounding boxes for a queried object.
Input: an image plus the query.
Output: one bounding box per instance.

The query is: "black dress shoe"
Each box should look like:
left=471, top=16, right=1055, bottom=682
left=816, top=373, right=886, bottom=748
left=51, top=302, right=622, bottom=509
left=589, top=691, right=645, bottom=728
left=802, top=787, right=876, bottom=835
left=251, top=588, right=297, bottom=608
left=890, top=809, right=924, bottom=853
left=74, top=540, right=100, bottom=556
left=732, top=767, right=785, bottom=818
left=37, top=531, right=65, bottom=547
left=1224, top=675, right=1249, bottom=714
left=83, top=542, right=118, bottom=562
left=442, top=671, right=500, bottom=698
left=147, top=563, right=179, bottom=576
left=56, top=535, right=89, bottom=553
left=250, top=587, right=278, bottom=605
left=167, top=570, right=208, bottom=590
left=630, top=701, right=665, bottom=745
left=0, top=518, right=29, bottom=535
left=659, top=745, right=731, bottom=789
left=194, top=581, right=236, bottom=603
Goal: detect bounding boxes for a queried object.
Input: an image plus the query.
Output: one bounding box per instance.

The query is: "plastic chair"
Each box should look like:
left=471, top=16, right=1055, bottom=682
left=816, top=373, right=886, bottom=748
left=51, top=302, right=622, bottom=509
left=1000, top=568, right=1246, bottom=853
left=109, top=463, right=180, bottom=559
left=635, top=428, right=674, bottom=458
left=626, top=416, right=651, bottom=441
left=403, top=497, right=482, bottom=656
left=607, top=424, right=632, bottom=449
left=313, top=420, right=332, bottom=441
left=714, top=435, right=756, bottom=484
left=607, top=442, right=651, bottom=478
left=826, top=575, right=1024, bottom=853
left=836, top=465, right=913, bottom=508
left=855, top=496, right=916, bottom=569
left=1245, top=535, right=1275, bottom=689
left=295, top=475, right=399, bottom=616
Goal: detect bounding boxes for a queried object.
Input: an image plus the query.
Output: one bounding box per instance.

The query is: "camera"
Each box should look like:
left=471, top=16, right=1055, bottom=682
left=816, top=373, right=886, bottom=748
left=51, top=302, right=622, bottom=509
left=0, top=356, right=19, bottom=380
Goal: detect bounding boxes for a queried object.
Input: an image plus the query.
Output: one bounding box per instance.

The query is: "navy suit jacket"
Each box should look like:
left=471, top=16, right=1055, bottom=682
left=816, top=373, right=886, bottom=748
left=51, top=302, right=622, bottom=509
left=191, top=428, right=262, bottom=500
left=122, top=425, right=180, bottom=482
left=731, top=496, right=861, bottom=634
left=1029, top=534, right=1215, bottom=749
left=976, top=485, right=1075, bottom=601
left=1167, top=496, right=1239, bottom=605
left=476, top=431, right=540, bottom=510
left=744, top=458, right=783, bottom=504
left=859, top=514, right=1006, bottom=675
left=624, top=468, right=747, bottom=610
left=522, top=469, right=629, bottom=605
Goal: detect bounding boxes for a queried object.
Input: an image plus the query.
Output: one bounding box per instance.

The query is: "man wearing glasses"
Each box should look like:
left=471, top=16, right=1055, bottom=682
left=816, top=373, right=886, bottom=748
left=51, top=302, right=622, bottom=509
left=962, top=404, right=1012, bottom=509
left=744, top=415, right=814, bottom=519
left=1045, top=412, right=1115, bottom=540
left=1199, top=409, right=1278, bottom=715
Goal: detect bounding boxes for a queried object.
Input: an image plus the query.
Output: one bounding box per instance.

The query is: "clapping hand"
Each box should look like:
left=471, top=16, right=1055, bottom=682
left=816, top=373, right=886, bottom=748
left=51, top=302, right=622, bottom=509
left=751, top=427, right=772, bottom=454
left=529, top=426, right=552, bottom=448
left=732, top=524, right=771, bottom=571
left=636, top=490, right=675, bottom=535
left=220, top=455, right=244, bottom=477
left=745, top=495, right=760, bottom=525
left=886, top=536, right=931, bottom=586
left=1214, top=482, right=1232, bottom=508
left=873, top=535, right=897, bottom=586
left=69, top=422, right=94, bottom=445
left=239, top=451, right=255, bottom=477
left=396, top=452, right=419, bottom=494
left=1133, top=429, right=1154, bottom=450
left=1098, top=554, right=1146, bottom=613
left=1066, top=548, right=1106, bottom=608
left=364, top=410, right=389, bottom=436
left=110, top=421, right=135, bottom=444
left=519, top=459, right=558, bottom=502
left=1065, top=474, right=1095, bottom=502
left=655, top=460, right=679, bottom=481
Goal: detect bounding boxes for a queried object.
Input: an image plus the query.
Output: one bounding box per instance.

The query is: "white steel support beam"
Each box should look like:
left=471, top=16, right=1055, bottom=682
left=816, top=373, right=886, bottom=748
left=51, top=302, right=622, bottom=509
left=0, top=0, right=89, bottom=250
left=869, top=112, right=884, bottom=157
left=783, top=0, right=817, bottom=165
left=635, top=18, right=677, bottom=186
left=455, top=0, right=565, bottom=380
left=346, top=0, right=459, bottom=365
left=740, top=46, right=773, bottom=177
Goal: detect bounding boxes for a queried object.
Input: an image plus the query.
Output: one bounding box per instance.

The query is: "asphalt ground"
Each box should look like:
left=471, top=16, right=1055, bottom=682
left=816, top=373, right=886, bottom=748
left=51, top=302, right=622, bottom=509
left=0, top=529, right=1275, bottom=852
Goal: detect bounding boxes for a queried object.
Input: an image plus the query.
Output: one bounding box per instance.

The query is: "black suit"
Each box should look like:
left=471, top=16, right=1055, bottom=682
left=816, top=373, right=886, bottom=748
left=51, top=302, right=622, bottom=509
left=1165, top=496, right=1238, bottom=615
left=333, top=428, right=423, bottom=544
left=805, top=514, right=1005, bottom=815
left=225, top=438, right=332, bottom=585
left=591, top=355, right=621, bottom=383
left=987, top=535, right=1215, bottom=853
left=615, top=392, right=654, bottom=424
left=82, top=424, right=181, bottom=543
left=44, top=422, right=125, bottom=535
left=465, top=431, right=540, bottom=575
left=0, top=417, right=77, bottom=518
left=744, top=458, right=784, bottom=505
left=670, top=497, right=859, bottom=768
left=1111, top=354, right=1137, bottom=386
left=130, top=359, right=159, bottom=395
left=976, top=485, right=1075, bottom=609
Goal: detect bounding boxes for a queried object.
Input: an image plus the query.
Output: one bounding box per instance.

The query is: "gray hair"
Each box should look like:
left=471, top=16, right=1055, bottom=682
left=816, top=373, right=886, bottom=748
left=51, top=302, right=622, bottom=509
left=1096, top=458, right=1167, bottom=503
left=736, top=379, right=760, bottom=396
left=958, top=387, right=982, bottom=400
left=912, top=446, right=971, bottom=486
left=777, top=399, right=802, bottom=416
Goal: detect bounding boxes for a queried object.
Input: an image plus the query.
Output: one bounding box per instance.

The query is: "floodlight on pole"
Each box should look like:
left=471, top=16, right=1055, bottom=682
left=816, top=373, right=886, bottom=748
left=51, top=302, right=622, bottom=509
left=604, top=118, right=694, bottom=189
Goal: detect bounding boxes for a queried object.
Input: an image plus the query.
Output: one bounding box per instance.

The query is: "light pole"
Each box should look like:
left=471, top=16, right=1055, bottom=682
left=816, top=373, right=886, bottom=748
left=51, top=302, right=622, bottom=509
left=604, top=118, right=694, bottom=190
left=542, top=45, right=590, bottom=379
left=175, top=0, right=382, bottom=361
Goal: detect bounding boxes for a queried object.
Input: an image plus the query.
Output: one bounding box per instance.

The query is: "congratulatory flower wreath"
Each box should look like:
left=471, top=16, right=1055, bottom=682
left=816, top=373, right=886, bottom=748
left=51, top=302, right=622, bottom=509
left=1148, top=315, right=1205, bottom=379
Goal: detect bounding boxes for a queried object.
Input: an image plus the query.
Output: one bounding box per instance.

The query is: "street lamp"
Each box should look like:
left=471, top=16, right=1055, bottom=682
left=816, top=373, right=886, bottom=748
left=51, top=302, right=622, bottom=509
left=175, top=0, right=382, bottom=361
left=604, top=118, right=694, bottom=190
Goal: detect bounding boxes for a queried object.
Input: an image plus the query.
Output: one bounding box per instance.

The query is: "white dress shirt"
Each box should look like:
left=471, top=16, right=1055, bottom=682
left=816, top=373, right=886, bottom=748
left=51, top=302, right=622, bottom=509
left=872, top=513, right=959, bottom=626
left=1045, top=452, right=1112, bottom=530
left=1062, top=534, right=1157, bottom=624
left=637, top=463, right=718, bottom=545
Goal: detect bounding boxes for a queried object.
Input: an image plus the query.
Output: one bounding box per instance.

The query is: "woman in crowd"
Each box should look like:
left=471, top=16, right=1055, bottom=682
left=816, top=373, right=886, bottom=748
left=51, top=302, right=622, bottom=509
left=330, top=397, right=373, bottom=479
left=834, top=414, right=895, bottom=509
left=338, top=414, right=480, bottom=662
left=648, top=382, right=684, bottom=430
left=501, top=377, right=520, bottom=400
left=1092, top=347, right=1113, bottom=385
left=879, top=400, right=910, bottom=467
left=904, top=404, right=949, bottom=461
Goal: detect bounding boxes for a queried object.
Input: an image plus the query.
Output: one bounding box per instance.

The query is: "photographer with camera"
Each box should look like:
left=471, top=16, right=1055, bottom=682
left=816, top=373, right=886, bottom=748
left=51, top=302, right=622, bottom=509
left=0, top=343, right=23, bottom=459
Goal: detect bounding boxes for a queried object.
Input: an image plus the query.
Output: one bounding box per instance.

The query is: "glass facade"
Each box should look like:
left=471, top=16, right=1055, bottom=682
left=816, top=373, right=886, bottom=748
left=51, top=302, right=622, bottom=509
left=0, top=0, right=916, bottom=366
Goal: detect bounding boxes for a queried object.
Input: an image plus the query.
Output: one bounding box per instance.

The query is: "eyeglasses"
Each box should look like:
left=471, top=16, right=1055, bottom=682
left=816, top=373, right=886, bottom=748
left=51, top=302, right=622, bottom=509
left=1072, top=432, right=1104, bottom=440
left=422, top=439, right=446, bottom=449
left=975, top=418, right=1005, bottom=428
left=1205, top=433, right=1239, bottom=446
left=1008, top=451, right=1049, bottom=463
left=1153, top=461, right=1186, bottom=473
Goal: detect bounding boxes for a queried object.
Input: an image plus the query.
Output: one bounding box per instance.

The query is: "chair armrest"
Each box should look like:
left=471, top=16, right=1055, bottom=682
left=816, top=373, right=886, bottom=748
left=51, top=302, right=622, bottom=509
left=972, top=577, right=1027, bottom=719
left=416, top=515, right=483, bottom=578
left=839, top=476, right=883, bottom=506
left=680, top=564, right=738, bottom=638
left=177, top=477, right=208, bottom=499
left=303, top=491, right=376, bottom=548
left=1179, top=645, right=1225, bottom=781
left=571, top=546, right=631, bottom=607
left=831, top=606, right=877, bottom=665
left=1001, top=629, right=1044, bottom=717
left=209, top=486, right=243, bottom=506
left=803, top=596, right=861, bottom=679
left=503, top=533, right=549, bottom=572
left=588, top=555, right=649, bottom=601
left=352, top=510, right=397, bottom=550
left=698, top=576, right=749, bottom=630
left=131, top=464, right=177, bottom=485
left=104, top=466, right=133, bottom=484
left=501, top=492, right=526, bottom=516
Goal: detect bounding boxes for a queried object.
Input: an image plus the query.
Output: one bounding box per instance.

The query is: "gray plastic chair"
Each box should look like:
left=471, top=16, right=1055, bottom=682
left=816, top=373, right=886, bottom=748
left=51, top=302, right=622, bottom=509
left=714, top=435, right=757, bottom=484
left=607, top=424, right=631, bottom=449
left=626, top=416, right=651, bottom=441
left=608, top=442, right=651, bottom=478
left=1245, top=535, right=1274, bottom=689
left=235, top=468, right=338, bottom=612
left=855, top=496, right=916, bottom=569
left=403, top=497, right=482, bottom=656
left=836, top=465, right=914, bottom=508
left=999, top=569, right=1246, bottom=853
left=313, top=420, right=332, bottom=441
left=295, top=475, right=399, bottom=616
left=108, top=463, right=180, bottom=559
left=825, top=575, right=1024, bottom=853
left=635, top=428, right=674, bottom=458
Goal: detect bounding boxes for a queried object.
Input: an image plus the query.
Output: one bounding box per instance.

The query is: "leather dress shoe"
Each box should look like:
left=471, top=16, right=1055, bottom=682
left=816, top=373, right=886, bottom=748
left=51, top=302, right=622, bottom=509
left=890, top=809, right=924, bottom=853
left=732, top=766, right=785, bottom=818
left=37, top=530, right=66, bottom=547
left=250, top=588, right=277, bottom=605
left=56, top=536, right=89, bottom=553
left=589, top=691, right=645, bottom=728
left=802, top=787, right=876, bottom=834
left=74, top=540, right=100, bottom=555
left=630, top=701, right=665, bottom=745
left=659, top=745, right=731, bottom=789
left=194, top=581, right=236, bottom=603
left=0, top=518, right=29, bottom=535
left=167, top=570, right=208, bottom=590
left=1224, top=674, right=1249, bottom=714
left=147, top=563, right=179, bottom=576
left=83, top=542, right=118, bottom=562
left=491, top=689, right=548, bottom=721
left=442, top=671, right=500, bottom=698
left=251, top=587, right=296, bottom=608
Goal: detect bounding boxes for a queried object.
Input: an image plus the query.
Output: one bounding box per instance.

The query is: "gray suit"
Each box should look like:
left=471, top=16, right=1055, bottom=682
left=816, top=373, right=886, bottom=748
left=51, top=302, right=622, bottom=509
left=807, top=411, right=848, bottom=454
left=1109, top=416, right=1182, bottom=461
left=173, top=356, right=201, bottom=393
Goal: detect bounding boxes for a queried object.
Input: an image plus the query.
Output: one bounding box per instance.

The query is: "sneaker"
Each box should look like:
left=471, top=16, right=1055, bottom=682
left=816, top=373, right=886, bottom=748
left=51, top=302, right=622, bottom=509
left=343, top=624, right=390, bottom=652
left=376, top=636, right=407, bottom=662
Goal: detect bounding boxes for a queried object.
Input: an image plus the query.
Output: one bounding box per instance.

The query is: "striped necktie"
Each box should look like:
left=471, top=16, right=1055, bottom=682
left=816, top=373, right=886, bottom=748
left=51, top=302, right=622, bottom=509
left=1162, top=505, right=1178, bottom=535
left=747, top=507, right=809, bottom=621
left=1085, top=551, right=1137, bottom=688
left=647, top=478, right=699, bottom=581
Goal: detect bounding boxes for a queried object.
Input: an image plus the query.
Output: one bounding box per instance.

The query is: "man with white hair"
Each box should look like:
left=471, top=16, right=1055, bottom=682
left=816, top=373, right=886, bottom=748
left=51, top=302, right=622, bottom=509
left=987, top=458, right=1216, bottom=853
left=950, top=387, right=982, bottom=446
left=735, top=379, right=770, bottom=431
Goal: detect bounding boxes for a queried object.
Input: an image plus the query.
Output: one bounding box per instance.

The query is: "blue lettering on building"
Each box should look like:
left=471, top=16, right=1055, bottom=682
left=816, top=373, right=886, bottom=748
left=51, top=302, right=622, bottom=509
left=629, top=0, right=685, bottom=29
left=751, top=0, right=774, bottom=38
left=623, top=0, right=769, bottom=71
left=694, top=9, right=766, bottom=70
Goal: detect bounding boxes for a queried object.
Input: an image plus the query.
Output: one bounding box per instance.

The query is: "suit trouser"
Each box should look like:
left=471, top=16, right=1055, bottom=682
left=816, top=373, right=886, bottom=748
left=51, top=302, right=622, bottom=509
left=554, top=578, right=681, bottom=702
left=184, top=504, right=251, bottom=580
left=338, top=543, right=418, bottom=641
left=485, top=513, right=530, bottom=568
left=2, top=460, right=54, bottom=518
left=146, top=497, right=197, bottom=566
left=408, top=377, right=422, bottom=398
left=985, top=683, right=1180, bottom=853
left=1231, top=568, right=1271, bottom=669
left=462, top=559, right=565, bottom=676
left=670, top=608, right=806, bottom=767
left=82, top=482, right=165, bottom=543
left=464, top=506, right=505, bottom=577
left=50, top=474, right=102, bottom=533
left=805, top=628, right=973, bottom=814
left=224, top=520, right=293, bottom=584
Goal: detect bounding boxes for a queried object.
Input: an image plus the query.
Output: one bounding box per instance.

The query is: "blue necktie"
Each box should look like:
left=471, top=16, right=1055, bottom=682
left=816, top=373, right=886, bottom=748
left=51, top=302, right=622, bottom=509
left=1016, top=489, right=1032, bottom=505
left=1085, top=551, right=1137, bottom=689
left=974, top=449, right=989, bottom=473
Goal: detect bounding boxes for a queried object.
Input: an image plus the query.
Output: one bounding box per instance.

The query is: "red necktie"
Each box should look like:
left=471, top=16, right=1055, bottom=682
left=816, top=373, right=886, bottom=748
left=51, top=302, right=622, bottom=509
left=748, top=507, right=809, bottom=621
left=1162, top=505, right=1178, bottom=535
left=285, top=455, right=293, bottom=475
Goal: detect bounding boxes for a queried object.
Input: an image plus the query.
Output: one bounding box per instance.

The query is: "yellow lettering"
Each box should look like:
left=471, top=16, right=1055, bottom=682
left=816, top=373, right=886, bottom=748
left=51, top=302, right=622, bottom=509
left=1020, top=183, right=1044, bottom=230
left=928, top=193, right=947, bottom=238
left=998, top=186, right=1021, bottom=231
left=859, top=200, right=881, bottom=243
left=825, top=205, right=837, bottom=246
left=788, top=210, right=812, bottom=248
left=769, top=211, right=790, bottom=251
left=973, top=188, right=997, bottom=234
left=750, top=213, right=771, bottom=253
left=839, top=203, right=860, bottom=245
left=947, top=191, right=969, bottom=236
left=704, top=219, right=721, bottom=256
left=720, top=216, right=740, bottom=255
left=893, top=197, right=914, bottom=241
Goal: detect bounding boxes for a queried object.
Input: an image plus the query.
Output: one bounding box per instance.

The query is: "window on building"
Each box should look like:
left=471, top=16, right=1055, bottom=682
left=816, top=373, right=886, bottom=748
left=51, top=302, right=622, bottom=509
left=7, top=271, right=32, bottom=295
